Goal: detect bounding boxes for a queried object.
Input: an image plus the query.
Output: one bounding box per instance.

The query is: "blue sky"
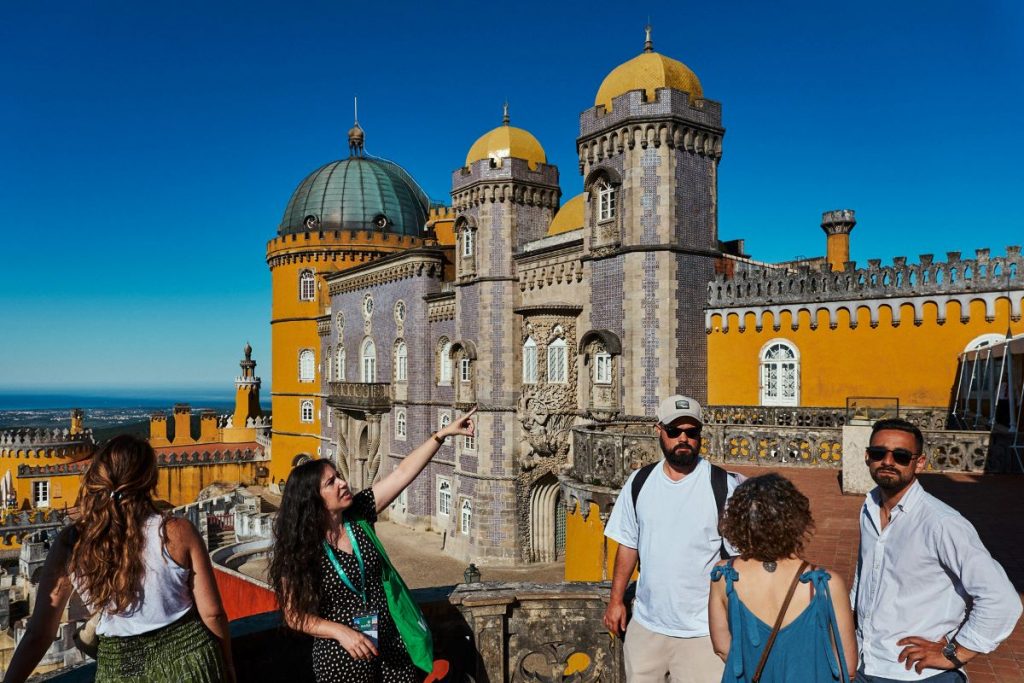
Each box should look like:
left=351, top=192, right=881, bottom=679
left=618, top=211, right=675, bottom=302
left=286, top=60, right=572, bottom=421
left=1, top=1, right=1022, bottom=393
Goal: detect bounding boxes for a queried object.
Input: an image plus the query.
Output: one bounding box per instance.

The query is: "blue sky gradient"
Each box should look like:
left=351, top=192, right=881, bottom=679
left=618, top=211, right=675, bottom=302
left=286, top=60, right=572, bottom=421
left=2, top=0, right=1022, bottom=392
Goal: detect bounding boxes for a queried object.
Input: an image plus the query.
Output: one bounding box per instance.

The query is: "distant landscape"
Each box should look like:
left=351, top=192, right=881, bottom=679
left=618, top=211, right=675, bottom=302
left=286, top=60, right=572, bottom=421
left=0, top=391, right=270, bottom=442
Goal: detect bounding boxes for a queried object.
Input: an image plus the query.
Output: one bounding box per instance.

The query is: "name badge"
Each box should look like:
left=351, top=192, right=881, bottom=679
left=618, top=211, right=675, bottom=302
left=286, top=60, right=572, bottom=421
left=352, top=611, right=379, bottom=648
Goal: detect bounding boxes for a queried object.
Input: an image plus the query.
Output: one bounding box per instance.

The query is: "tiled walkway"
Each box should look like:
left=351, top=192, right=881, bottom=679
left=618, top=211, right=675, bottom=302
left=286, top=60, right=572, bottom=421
left=730, top=466, right=1024, bottom=682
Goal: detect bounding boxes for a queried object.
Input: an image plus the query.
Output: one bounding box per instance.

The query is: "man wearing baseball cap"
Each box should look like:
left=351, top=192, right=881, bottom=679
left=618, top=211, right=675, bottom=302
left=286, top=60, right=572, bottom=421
left=603, top=395, right=741, bottom=682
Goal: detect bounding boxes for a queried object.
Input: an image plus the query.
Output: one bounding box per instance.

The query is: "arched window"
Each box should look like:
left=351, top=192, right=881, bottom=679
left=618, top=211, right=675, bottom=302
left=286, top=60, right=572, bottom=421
left=439, top=412, right=452, bottom=431
left=462, top=228, right=474, bottom=257
left=395, top=341, right=408, bottom=382
left=299, top=270, right=315, bottom=301
left=395, top=409, right=407, bottom=440
left=547, top=338, right=567, bottom=384
left=598, top=183, right=616, bottom=221
left=460, top=498, right=472, bottom=534
left=335, top=346, right=346, bottom=381
left=760, top=340, right=799, bottom=406
left=594, top=350, right=612, bottom=385
left=438, top=338, right=452, bottom=385
left=361, top=339, right=377, bottom=383
left=298, top=349, right=315, bottom=382
left=325, top=346, right=332, bottom=381
left=522, top=337, right=537, bottom=384
left=437, top=478, right=452, bottom=517
left=300, top=400, right=314, bottom=423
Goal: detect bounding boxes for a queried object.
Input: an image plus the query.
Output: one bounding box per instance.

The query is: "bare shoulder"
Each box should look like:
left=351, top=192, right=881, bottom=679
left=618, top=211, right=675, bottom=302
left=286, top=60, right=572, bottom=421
left=822, top=566, right=849, bottom=592
left=163, top=516, right=202, bottom=550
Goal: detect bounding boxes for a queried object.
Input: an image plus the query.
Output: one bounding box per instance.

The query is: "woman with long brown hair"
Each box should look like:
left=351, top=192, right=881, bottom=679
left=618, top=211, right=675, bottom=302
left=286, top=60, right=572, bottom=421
left=270, top=407, right=476, bottom=682
left=3, top=434, right=235, bottom=683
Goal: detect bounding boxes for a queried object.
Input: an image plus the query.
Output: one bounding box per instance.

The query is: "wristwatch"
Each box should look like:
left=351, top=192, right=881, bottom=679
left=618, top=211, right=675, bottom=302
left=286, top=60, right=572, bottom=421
left=431, top=431, right=446, bottom=444
left=942, top=639, right=965, bottom=668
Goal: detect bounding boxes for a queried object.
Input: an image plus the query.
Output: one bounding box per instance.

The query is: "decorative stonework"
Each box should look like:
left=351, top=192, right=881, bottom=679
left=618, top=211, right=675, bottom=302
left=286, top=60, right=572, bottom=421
left=706, top=246, right=1024, bottom=332
left=426, top=293, right=455, bottom=322
left=327, top=254, right=446, bottom=295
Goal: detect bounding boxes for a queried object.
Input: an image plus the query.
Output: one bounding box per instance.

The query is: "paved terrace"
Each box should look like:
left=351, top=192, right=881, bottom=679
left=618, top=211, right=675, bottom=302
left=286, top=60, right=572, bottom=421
left=729, top=466, right=1024, bottom=683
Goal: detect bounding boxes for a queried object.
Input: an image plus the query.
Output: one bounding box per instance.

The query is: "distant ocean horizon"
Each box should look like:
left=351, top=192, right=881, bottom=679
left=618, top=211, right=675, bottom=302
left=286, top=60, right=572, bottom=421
left=0, top=390, right=271, bottom=431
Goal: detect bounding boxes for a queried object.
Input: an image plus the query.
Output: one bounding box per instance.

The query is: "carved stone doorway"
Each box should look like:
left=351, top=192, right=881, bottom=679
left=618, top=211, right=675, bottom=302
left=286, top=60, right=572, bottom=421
left=528, top=473, right=563, bottom=562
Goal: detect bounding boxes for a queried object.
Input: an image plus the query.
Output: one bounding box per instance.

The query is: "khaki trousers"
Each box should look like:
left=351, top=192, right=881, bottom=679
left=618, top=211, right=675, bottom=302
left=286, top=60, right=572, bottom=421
left=623, top=620, right=725, bottom=683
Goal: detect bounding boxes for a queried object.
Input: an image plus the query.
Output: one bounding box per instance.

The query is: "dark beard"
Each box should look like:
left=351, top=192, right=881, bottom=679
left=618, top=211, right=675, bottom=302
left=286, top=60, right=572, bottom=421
left=664, top=444, right=699, bottom=469
left=871, top=467, right=913, bottom=492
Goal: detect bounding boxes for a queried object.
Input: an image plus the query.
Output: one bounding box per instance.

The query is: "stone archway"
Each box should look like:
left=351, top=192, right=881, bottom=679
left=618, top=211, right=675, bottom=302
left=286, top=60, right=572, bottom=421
left=528, top=473, right=564, bottom=563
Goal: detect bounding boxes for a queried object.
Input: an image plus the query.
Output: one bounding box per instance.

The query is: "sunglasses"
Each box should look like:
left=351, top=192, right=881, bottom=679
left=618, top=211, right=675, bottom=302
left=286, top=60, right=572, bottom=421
left=662, top=425, right=702, bottom=439
left=865, top=446, right=920, bottom=467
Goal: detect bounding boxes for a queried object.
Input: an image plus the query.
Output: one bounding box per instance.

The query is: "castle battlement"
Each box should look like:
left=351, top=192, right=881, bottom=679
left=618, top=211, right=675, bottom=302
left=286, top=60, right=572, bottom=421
left=708, top=245, right=1023, bottom=308
left=0, top=428, right=94, bottom=449
left=266, top=230, right=422, bottom=256
left=428, top=205, right=455, bottom=221
left=452, top=157, right=561, bottom=188
left=580, top=87, right=723, bottom=136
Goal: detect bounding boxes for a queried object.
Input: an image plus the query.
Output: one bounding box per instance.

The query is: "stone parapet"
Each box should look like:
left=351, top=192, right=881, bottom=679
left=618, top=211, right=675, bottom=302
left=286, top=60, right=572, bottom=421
left=326, top=382, right=392, bottom=412
left=707, top=246, right=1023, bottom=310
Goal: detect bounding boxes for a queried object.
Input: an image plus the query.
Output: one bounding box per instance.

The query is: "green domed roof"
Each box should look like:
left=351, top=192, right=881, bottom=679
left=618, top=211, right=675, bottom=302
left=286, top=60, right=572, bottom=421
left=279, top=154, right=430, bottom=236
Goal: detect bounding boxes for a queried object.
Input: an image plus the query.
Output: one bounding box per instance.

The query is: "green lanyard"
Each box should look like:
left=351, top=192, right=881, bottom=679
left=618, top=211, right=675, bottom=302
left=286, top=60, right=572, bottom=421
left=322, top=522, right=366, bottom=606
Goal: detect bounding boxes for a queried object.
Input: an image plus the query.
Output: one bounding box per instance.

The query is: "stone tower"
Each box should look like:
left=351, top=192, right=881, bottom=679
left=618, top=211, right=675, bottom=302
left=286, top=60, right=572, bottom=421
left=580, top=27, right=725, bottom=413
left=449, top=108, right=560, bottom=561
left=821, top=209, right=856, bottom=271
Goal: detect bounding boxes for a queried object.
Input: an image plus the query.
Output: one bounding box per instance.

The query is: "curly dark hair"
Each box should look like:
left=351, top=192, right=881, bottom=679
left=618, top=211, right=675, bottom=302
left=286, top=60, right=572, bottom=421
left=269, top=459, right=333, bottom=627
left=69, top=434, right=160, bottom=614
left=719, top=473, right=814, bottom=562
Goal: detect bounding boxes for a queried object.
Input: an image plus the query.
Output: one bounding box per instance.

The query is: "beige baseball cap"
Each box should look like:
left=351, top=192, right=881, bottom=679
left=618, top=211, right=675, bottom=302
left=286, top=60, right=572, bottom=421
left=656, top=395, right=703, bottom=426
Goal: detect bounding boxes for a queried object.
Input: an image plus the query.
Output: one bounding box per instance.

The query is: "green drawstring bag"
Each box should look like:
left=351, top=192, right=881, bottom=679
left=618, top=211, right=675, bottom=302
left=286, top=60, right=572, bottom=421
left=356, top=519, right=434, bottom=672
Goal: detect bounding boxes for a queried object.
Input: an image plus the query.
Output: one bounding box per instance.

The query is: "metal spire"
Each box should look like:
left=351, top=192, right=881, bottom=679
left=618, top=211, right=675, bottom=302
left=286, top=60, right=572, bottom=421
left=503, top=100, right=510, bottom=126
left=644, top=23, right=653, bottom=53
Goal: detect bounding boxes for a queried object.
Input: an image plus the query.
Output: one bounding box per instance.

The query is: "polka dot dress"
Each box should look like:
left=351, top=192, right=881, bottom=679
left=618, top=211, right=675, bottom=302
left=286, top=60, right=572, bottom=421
left=311, top=489, right=418, bottom=683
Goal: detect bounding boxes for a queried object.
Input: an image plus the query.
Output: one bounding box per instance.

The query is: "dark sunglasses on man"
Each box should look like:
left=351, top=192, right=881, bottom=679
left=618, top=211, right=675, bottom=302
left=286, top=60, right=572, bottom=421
left=662, top=425, right=702, bottom=439
left=865, top=445, right=920, bottom=467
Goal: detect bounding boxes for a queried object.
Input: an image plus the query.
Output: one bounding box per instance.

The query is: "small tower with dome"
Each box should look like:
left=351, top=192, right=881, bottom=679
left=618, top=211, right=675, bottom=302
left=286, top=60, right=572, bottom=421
left=579, top=26, right=726, bottom=409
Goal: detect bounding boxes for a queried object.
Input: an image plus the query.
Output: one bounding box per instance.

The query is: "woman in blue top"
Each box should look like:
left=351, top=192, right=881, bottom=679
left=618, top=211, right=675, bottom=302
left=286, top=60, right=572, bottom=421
left=709, top=474, right=857, bottom=682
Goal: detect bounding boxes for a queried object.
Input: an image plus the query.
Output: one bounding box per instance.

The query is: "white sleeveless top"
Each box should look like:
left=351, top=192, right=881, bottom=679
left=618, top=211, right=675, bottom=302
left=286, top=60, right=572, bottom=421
left=89, top=514, right=194, bottom=636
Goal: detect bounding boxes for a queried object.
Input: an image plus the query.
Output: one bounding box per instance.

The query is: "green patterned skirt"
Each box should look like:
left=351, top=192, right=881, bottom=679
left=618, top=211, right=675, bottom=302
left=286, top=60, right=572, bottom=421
left=95, top=609, right=229, bottom=682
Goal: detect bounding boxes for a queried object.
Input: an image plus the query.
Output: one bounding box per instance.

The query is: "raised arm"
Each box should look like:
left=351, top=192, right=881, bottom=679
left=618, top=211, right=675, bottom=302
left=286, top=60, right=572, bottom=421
left=372, top=406, right=476, bottom=512
left=3, top=529, right=75, bottom=683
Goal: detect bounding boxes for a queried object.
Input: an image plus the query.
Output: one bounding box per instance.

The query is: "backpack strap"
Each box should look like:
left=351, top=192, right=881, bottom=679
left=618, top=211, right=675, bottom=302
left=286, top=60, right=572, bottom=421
left=710, top=464, right=730, bottom=559
left=630, top=462, right=658, bottom=513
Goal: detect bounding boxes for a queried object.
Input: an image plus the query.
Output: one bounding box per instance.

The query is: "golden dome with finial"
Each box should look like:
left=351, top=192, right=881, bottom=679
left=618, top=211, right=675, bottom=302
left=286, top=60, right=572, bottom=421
left=594, top=25, right=703, bottom=112
left=465, top=103, right=546, bottom=171
left=547, top=193, right=585, bottom=236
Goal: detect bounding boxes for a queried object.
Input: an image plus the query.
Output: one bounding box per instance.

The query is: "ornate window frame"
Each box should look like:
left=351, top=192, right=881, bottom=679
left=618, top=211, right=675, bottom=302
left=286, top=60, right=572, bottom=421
left=547, top=337, right=568, bottom=384
left=436, top=477, right=452, bottom=517
left=460, top=498, right=472, bottom=534
left=361, top=338, right=377, bottom=383
left=438, top=337, right=453, bottom=386
left=395, top=340, right=408, bottom=382
left=522, top=337, right=538, bottom=384
left=300, top=399, right=315, bottom=423
left=299, top=270, right=316, bottom=301
left=335, top=345, right=346, bottom=381
left=395, top=408, right=407, bottom=441
left=759, top=339, right=800, bottom=406
left=298, top=349, right=316, bottom=383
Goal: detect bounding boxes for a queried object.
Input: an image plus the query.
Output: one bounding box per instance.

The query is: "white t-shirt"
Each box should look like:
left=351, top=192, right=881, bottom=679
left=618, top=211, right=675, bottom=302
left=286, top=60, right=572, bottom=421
left=604, top=458, right=739, bottom=638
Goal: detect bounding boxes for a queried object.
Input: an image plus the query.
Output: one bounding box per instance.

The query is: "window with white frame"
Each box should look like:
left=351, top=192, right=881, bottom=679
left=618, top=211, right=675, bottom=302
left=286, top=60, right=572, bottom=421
left=462, top=228, right=474, bottom=257
left=335, top=346, right=345, bottom=381
left=464, top=432, right=476, bottom=451
left=760, top=340, right=800, bottom=406
left=439, top=339, right=452, bottom=385
left=33, top=480, right=49, bottom=508
left=439, top=412, right=452, bottom=431
left=299, top=270, right=315, bottom=301
left=437, top=478, right=452, bottom=516
left=547, top=338, right=567, bottom=384
left=299, top=349, right=315, bottom=382
left=460, top=357, right=471, bottom=383
left=522, top=337, right=537, bottom=384
left=327, top=408, right=332, bottom=427
left=395, top=409, right=407, bottom=440
left=594, top=351, right=612, bottom=385
left=460, top=498, right=472, bottom=534
left=395, top=341, right=408, bottom=382
left=325, top=346, right=332, bottom=381
left=598, top=183, right=616, bottom=221
left=300, top=400, right=314, bottom=423
left=361, top=339, right=376, bottom=383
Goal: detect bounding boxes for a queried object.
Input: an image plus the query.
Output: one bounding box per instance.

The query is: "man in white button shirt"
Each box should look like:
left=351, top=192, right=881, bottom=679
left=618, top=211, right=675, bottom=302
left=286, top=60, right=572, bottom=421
left=602, top=395, right=741, bottom=682
left=852, top=418, right=1022, bottom=682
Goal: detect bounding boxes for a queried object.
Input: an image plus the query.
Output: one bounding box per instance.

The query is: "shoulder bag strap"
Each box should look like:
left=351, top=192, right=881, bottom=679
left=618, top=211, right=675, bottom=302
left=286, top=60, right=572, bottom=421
left=752, top=560, right=809, bottom=683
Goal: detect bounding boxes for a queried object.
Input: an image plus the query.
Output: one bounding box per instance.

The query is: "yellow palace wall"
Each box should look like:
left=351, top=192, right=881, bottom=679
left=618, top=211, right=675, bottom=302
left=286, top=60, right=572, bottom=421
left=708, top=299, right=1023, bottom=407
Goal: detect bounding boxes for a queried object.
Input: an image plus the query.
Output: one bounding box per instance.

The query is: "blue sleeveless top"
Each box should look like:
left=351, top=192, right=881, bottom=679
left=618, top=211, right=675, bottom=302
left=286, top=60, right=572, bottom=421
left=710, top=562, right=849, bottom=683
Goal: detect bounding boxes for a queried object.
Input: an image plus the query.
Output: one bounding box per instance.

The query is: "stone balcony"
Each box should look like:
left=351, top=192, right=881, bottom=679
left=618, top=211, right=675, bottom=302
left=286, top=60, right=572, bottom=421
left=564, top=406, right=1007, bottom=518
left=37, top=582, right=623, bottom=682
left=326, top=381, right=392, bottom=413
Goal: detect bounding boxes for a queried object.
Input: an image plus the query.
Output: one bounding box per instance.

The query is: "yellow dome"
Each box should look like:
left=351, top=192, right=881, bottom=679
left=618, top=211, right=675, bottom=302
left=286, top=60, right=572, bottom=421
left=547, top=193, right=585, bottom=236
left=594, top=33, right=703, bottom=112
left=465, top=113, right=546, bottom=171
